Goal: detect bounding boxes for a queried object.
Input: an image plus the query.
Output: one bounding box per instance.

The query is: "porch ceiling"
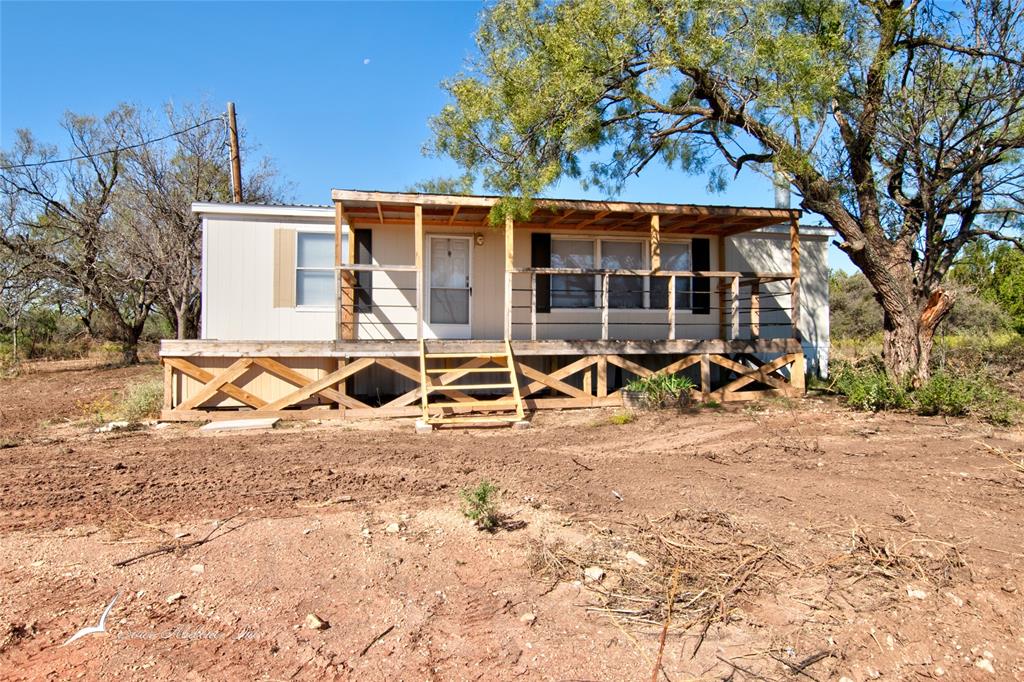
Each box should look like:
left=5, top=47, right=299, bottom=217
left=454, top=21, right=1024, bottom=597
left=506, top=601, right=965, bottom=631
left=331, top=189, right=799, bottom=236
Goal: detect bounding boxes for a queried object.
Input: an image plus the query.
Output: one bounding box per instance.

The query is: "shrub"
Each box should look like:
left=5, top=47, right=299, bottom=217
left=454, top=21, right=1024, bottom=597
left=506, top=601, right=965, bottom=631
left=116, top=379, right=164, bottom=422
left=460, top=480, right=501, bottom=531
left=625, top=373, right=696, bottom=409
left=832, top=362, right=910, bottom=411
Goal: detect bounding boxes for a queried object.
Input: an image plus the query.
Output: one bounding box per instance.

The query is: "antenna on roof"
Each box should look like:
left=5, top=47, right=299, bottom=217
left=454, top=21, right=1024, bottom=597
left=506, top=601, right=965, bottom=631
left=226, top=102, right=243, bottom=203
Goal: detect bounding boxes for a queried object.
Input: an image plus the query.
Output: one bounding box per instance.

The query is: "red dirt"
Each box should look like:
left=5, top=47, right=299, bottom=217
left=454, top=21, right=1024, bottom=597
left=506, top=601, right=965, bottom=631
left=1, top=360, right=1022, bottom=680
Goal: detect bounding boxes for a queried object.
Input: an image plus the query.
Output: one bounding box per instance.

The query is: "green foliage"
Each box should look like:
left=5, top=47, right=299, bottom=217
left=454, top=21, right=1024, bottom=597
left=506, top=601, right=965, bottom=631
left=829, top=271, right=882, bottom=339
left=951, top=241, right=1024, bottom=334
left=460, top=480, right=501, bottom=531
left=116, top=379, right=165, bottom=423
left=625, top=373, right=696, bottom=409
left=608, top=411, right=635, bottom=425
left=832, top=360, right=1020, bottom=425
left=832, top=362, right=911, bottom=411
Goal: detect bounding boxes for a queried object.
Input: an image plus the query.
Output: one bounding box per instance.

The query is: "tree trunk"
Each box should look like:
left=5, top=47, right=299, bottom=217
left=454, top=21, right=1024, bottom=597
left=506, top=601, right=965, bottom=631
left=881, top=290, right=954, bottom=386
left=174, top=302, right=199, bottom=340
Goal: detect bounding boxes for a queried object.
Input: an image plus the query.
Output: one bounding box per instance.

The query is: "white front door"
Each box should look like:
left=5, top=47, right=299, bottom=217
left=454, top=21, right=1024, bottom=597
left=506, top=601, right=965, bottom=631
left=425, top=235, right=472, bottom=339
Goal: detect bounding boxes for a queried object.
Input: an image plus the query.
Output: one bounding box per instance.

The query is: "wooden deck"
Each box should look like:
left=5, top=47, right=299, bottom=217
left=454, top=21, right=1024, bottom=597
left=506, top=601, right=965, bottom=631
left=160, top=338, right=805, bottom=422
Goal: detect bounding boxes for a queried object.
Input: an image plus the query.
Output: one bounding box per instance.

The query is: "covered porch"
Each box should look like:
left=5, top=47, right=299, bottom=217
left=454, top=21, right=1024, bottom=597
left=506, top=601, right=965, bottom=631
left=161, top=191, right=808, bottom=421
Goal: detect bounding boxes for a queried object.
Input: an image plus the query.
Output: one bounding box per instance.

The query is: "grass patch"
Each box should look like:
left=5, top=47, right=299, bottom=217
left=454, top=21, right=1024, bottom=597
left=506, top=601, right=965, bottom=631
left=81, top=378, right=164, bottom=425
left=460, top=480, right=501, bottom=532
left=832, top=362, right=911, bottom=412
left=608, top=411, right=635, bottom=425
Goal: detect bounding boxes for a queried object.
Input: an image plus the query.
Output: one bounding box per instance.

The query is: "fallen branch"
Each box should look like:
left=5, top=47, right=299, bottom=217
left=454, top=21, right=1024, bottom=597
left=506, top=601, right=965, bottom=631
left=112, top=510, right=245, bottom=568
left=359, top=624, right=395, bottom=657
left=571, top=457, right=594, bottom=471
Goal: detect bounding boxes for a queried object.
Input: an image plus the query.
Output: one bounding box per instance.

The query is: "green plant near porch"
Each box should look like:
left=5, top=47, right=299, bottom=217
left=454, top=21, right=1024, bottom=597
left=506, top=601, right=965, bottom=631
left=626, top=373, right=696, bottom=410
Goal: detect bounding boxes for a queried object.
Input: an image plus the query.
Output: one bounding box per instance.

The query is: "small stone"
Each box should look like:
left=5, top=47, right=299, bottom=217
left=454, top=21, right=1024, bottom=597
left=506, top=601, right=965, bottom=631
left=906, top=586, right=928, bottom=600
left=840, top=677, right=855, bottom=682
left=933, top=667, right=945, bottom=677
left=584, top=566, right=605, bottom=582
left=152, top=422, right=171, bottom=430
left=385, top=523, right=401, bottom=534
left=519, top=612, right=536, bottom=624
left=166, top=593, right=185, bottom=604
left=975, top=658, right=995, bottom=674
left=414, top=419, right=433, bottom=434
left=335, top=495, right=353, bottom=503
left=304, top=613, right=329, bottom=630
left=190, top=564, right=205, bottom=575
left=173, top=531, right=190, bottom=539
left=945, top=591, right=964, bottom=607
left=625, top=551, right=649, bottom=567
left=1002, top=584, right=1017, bottom=594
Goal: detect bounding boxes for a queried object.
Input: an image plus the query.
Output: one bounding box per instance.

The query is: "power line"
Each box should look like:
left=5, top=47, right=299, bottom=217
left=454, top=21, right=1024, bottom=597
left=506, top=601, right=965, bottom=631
left=0, top=116, right=225, bottom=171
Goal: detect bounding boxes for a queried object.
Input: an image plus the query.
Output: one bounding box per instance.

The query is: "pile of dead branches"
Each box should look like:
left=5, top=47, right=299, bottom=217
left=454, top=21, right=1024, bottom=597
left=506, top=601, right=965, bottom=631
left=531, top=508, right=793, bottom=639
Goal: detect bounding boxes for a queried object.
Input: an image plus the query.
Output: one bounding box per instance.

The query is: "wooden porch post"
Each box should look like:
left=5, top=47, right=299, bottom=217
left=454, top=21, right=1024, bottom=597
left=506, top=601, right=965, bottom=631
left=649, top=214, right=661, bottom=270
left=749, top=282, right=760, bottom=339
left=505, top=215, right=514, bottom=340
left=789, top=215, right=801, bottom=341
left=334, top=201, right=344, bottom=341
left=415, top=205, right=424, bottom=340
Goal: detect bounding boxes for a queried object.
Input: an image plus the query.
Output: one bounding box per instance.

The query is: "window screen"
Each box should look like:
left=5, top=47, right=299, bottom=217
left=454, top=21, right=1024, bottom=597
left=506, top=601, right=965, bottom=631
left=551, top=239, right=594, bottom=308
left=601, top=241, right=644, bottom=308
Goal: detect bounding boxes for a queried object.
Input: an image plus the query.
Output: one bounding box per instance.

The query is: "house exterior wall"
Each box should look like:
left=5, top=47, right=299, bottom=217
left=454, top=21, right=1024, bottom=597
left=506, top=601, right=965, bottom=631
left=201, top=212, right=341, bottom=341
left=200, top=209, right=830, bottom=376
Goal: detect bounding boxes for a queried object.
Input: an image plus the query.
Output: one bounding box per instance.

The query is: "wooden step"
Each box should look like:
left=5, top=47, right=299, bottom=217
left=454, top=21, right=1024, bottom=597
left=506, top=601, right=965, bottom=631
left=426, top=415, right=522, bottom=425
left=426, top=383, right=514, bottom=392
left=427, top=399, right=520, bottom=409
left=424, top=367, right=509, bottom=374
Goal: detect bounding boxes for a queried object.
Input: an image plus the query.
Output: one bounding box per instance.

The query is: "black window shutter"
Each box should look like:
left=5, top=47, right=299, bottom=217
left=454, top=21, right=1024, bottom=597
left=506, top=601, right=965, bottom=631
left=354, top=229, right=373, bottom=313
left=531, top=232, right=551, bottom=313
left=691, top=238, right=711, bottom=314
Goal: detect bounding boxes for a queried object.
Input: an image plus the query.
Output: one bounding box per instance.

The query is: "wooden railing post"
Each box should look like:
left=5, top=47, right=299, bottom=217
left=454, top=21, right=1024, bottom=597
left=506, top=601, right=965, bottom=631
left=415, top=205, right=424, bottom=340
left=601, top=272, right=609, bottom=340
left=505, top=215, right=514, bottom=340
left=730, top=275, right=740, bottom=340
left=530, top=271, right=537, bottom=341
left=667, top=275, right=676, bottom=340
left=789, top=215, right=801, bottom=341
left=597, top=355, right=608, bottom=397
left=750, top=281, right=760, bottom=339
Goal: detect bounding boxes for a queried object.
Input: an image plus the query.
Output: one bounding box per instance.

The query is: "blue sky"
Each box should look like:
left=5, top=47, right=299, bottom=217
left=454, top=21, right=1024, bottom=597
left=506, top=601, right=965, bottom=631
left=1, top=1, right=850, bottom=271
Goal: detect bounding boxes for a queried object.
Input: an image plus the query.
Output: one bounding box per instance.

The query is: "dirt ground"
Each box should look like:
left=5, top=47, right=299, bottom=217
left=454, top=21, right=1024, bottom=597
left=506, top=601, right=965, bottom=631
left=1, top=360, right=1022, bottom=681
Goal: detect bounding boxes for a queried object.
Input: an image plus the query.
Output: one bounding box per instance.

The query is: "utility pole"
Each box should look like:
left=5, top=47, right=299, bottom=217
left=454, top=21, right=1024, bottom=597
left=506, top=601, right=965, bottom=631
left=226, top=102, right=243, bottom=203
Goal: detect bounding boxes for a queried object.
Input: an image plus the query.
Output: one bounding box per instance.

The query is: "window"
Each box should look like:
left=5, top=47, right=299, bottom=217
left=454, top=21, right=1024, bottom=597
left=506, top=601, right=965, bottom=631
left=296, top=232, right=335, bottom=307
left=601, top=240, right=644, bottom=308
left=651, top=241, right=692, bottom=310
left=551, top=239, right=594, bottom=308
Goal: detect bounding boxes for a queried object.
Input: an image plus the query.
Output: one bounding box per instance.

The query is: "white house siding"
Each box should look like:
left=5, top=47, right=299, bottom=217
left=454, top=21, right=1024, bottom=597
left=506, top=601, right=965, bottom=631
left=202, top=211, right=340, bottom=341
left=198, top=205, right=831, bottom=398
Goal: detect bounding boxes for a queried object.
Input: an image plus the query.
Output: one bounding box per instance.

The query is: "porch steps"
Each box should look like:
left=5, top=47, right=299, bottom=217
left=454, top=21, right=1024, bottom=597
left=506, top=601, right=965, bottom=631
left=418, top=339, right=526, bottom=427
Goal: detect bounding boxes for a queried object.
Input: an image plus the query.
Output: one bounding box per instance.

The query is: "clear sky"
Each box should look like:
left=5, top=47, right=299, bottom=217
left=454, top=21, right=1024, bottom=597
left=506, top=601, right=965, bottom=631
left=1, top=0, right=851, bottom=271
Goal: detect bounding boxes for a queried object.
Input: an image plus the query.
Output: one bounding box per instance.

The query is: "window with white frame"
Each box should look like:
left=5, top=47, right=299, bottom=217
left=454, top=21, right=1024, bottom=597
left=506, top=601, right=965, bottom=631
left=295, top=232, right=335, bottom=307
left=651, top=241, right=693, bottom=310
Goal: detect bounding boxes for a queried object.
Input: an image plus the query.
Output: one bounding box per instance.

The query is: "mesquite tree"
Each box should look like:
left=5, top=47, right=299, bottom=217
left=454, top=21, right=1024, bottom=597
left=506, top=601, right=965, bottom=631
left=430, top=0, right=1024, bottom=383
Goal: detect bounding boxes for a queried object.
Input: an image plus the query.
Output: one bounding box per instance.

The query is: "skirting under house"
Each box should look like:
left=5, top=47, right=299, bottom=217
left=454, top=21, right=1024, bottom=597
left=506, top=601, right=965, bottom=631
left=162, top=190, right=831, bottom=424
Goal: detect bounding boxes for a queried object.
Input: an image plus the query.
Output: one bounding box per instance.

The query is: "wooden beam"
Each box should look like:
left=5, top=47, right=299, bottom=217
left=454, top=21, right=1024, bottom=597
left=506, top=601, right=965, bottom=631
left=650, top=214, right=661, bottom=271
left=600, top=273, right=609, bottom=340
left=163, top=357, right=267, bottom=408
left=574, top=210, right=611, bottom=230
left=505, top=215, right=514, bottom=340
left=177, top=358, right=254, bottom=411
left=789, top=215, right=801, bottom=341
left=335, top=201, right=344, bottom=341
left=596, top=355, right=608, bottom=397
left=730, top=276, right=740, bottom=340
left=530, top=271, right=537, bottom=341
left=667, top=275, right=676, bottom=340
left=448, top=205, right=460, bottom=225
left=415, top=205, right=424, bottom=339
left=549, top=208, right=576, bottom=225
left=261, top=357, right=375, bottom=411
left=749, top=282, right=760, bottom=339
